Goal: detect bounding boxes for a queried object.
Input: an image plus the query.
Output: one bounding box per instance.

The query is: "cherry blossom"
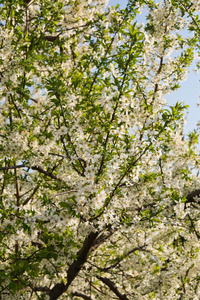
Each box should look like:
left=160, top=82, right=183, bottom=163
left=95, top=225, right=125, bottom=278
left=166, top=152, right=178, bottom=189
left=0, top=0, right=200, bottom=299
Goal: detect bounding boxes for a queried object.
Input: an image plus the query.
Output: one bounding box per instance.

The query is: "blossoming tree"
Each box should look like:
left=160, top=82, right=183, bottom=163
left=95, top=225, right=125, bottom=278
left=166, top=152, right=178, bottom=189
left=1, top=0, right=200, bottom=299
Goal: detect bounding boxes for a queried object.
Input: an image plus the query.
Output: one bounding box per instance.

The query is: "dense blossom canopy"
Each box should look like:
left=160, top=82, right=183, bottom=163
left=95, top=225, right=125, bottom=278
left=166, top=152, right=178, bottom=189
left=1, top=0, right=200, bottom=299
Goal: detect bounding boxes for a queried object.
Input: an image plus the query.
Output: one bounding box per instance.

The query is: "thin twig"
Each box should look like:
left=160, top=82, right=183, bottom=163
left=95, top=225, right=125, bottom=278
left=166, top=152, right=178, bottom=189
left=0, top=164, right=26, bottom=171
left=49, top=190, right=77, bottom=199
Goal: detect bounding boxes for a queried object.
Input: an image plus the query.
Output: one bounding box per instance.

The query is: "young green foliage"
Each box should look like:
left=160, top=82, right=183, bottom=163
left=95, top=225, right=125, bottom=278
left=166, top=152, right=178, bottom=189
left=0, top=0, right=200, bottom=299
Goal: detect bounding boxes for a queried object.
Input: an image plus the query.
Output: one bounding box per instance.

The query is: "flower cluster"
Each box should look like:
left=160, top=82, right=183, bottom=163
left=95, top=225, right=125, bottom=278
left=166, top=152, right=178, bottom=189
left=0, top=0, right=200, bottom=299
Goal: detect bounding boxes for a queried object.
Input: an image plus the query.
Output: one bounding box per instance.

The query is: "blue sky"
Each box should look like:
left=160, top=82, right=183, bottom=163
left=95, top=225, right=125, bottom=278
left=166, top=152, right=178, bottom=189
left=108, top=0, right=200, bottom=134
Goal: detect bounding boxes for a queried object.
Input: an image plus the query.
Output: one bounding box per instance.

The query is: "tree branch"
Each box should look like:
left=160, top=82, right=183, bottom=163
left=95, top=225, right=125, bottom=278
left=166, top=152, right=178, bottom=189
left=43, top=35, right=59, bottom=42
left=23, top=185, right=40, bottom=205
left=72, top=291, right=92, bottom=300
left=49, top=152, right=65, bottom=158
left=186, top=189, right=200, bottom=204
left=97, top=276, right=129, bottom=300
left=96, top=245, right=147, bottom=272
left=90, top=227, right=116, bottom=252
left=49, top=231, right=99, bottom=300
left=10, top=94, right=22, bottom=119
left=49, top=190, right=78, bottom=199
left=187, top=213, right=200, bottom=239
left=0, top=164, right=26, bottom=171
left=31, top=165, right=64, bottom=181
left=0, top=164, right=64, bottom=182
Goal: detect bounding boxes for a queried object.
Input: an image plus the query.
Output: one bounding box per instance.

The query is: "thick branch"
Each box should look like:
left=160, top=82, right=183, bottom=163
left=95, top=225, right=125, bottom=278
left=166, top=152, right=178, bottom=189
left=90, top=227, right=116, bottom=252
left=23, top=0, right=32, bottom=5
left=187, top=213, right=200, bottom=239
left=49, top=231, right=99, bottom=300
left=66, top=231, right=99, bottom=288
left=31, top=285, right=50, bottom=293
left=186, top=189, right=200, bottom=203
left=31, top=165, right=63, bottom=181
left=97, top=276, right=129, bottom=300
left=43, top=35, right=59, bottom=42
